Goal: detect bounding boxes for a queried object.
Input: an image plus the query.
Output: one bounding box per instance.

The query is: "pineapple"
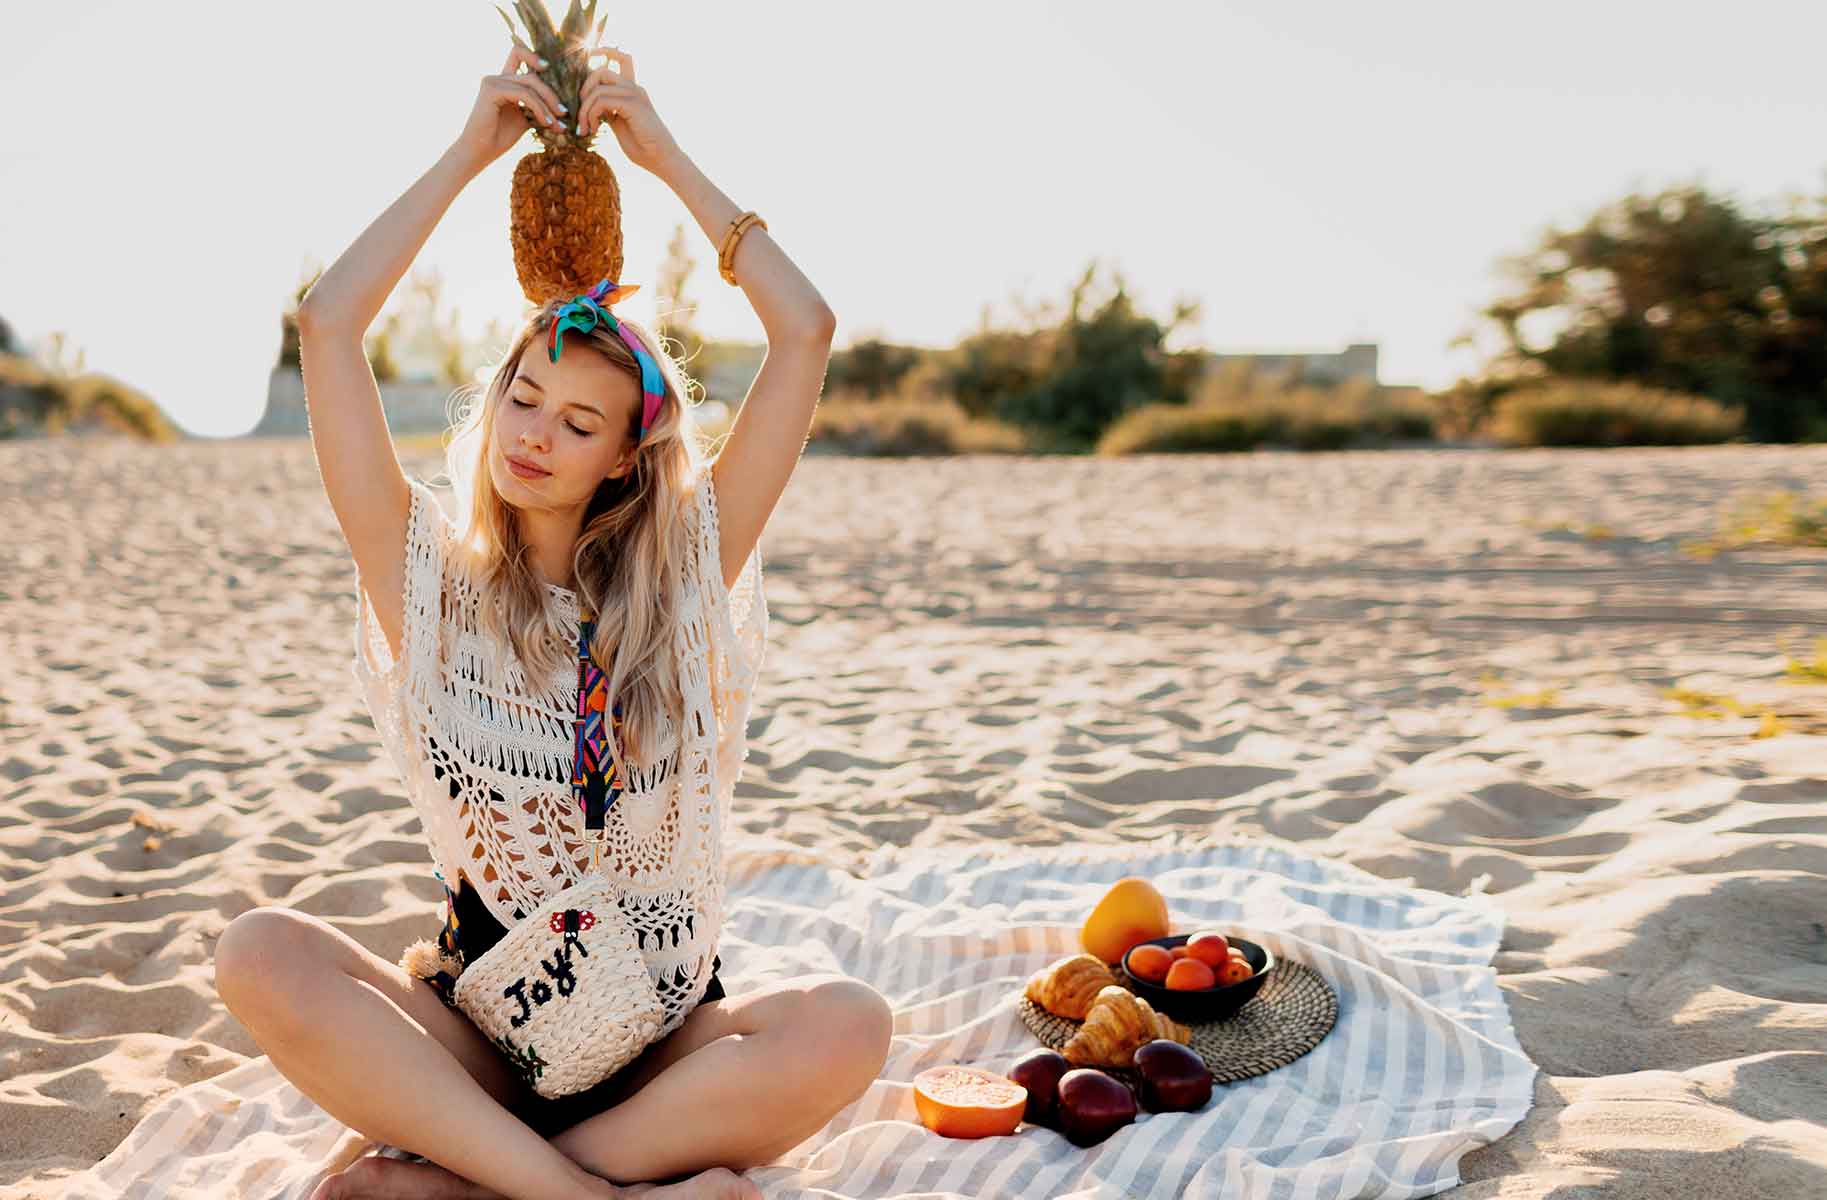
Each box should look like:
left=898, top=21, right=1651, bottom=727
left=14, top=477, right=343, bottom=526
left=496, top=0, right=627, bottom=305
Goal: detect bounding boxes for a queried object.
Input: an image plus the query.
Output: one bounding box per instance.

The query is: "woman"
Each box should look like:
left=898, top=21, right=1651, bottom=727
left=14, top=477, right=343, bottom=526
left=213, top=44, right=887, bottom=1200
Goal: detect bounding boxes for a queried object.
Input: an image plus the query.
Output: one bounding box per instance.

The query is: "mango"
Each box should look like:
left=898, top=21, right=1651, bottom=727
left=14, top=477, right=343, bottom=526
left=1079, top=876, right=1171, bottom=964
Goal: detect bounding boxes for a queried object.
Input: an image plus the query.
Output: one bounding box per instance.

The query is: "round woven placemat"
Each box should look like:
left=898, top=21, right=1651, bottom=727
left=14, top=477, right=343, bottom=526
left=1016, top=959, right=1337, bottom=1088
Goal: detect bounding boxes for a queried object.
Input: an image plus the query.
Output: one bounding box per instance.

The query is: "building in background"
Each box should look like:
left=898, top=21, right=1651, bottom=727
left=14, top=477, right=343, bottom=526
left=250, top=368, right=456, bottom=437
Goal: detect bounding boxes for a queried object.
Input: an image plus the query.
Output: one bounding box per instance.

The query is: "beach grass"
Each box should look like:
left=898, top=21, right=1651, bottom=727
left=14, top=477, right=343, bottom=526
left=1786, top=638, right=1827, bottom=684
left=1097, top=378, right=1440, bottom=455
left=1683, top=489, right=1827, bottom=557
left=1488, top=381, right=1743, bottom=447
left=1662, top=685, right=1813, bottom=738
left=1477, top=671, right=1564, bottom=710
left=808, top=397, right=1029, bottom=456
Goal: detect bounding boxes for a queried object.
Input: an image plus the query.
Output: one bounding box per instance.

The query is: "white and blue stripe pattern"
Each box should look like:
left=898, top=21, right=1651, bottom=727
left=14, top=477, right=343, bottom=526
left=65, top=835, right=1535, bottom=1199
left=719, top=836, right=1536, bottom=1200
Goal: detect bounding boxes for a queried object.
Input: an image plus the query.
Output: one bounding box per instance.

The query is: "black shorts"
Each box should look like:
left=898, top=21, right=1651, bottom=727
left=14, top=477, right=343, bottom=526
left=425, top=875, right=725, bottom=1137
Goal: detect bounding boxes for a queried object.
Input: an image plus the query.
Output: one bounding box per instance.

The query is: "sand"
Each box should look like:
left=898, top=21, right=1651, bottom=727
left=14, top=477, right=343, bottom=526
left=2, top=438, right=1824, bottom=1197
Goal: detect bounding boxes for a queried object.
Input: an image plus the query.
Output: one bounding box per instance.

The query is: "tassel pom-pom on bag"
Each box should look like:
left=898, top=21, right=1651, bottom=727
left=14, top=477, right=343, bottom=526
left=400, top=610, right=667, bottom=1098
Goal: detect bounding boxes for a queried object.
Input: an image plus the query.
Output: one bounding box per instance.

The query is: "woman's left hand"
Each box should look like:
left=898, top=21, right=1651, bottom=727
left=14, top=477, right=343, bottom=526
left=576, top=48, right=682, bottom=176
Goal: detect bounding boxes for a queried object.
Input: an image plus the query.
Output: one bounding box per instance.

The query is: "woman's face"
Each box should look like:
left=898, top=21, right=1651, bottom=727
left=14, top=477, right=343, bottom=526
left=490, top=341, right=641, bottom=508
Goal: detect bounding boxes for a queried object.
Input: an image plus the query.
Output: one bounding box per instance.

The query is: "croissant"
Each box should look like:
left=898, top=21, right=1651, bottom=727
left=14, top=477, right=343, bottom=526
left=1061, top=984, right=1192, bottom=1068
left=1024, top=953, right=1119, bottom=1020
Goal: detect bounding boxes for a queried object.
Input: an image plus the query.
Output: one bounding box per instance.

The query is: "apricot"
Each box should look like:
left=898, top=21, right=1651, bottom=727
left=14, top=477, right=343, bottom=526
left=1186, top=932, right=1230, bottom=968
left=1216, top=956, right=1253, bottom=986
left=913, top=1065, right=1028, bottom=1139
left=1125, top=944, right=1174, bottom=983
left=1170, top=946, right=1192, bottom=961
left=1079, top=877, right=1171, bottom=965
left=1164, top=958, right=1217, bottom=990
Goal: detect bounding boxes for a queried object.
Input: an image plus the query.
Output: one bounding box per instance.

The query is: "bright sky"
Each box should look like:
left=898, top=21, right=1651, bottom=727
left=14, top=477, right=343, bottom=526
left=7, top=2, right=1825, bottom=438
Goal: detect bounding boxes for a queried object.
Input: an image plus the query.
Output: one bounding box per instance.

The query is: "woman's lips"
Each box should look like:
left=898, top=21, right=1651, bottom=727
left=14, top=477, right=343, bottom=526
left=507, top=455, right=550, bottom=479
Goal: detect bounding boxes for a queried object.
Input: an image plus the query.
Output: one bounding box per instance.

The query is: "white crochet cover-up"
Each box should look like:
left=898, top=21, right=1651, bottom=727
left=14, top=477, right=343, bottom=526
left=351, top=467, right=767, bottom=1036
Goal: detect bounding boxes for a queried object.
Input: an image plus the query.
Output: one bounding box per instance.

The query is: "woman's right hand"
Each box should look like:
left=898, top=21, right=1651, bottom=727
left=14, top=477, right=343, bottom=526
left=452, top=45, right=569, bottom=170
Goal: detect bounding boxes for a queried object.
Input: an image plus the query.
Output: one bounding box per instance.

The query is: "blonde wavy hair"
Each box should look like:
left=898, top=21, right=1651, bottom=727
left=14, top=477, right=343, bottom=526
left=434, top=298, right=711, bottom=776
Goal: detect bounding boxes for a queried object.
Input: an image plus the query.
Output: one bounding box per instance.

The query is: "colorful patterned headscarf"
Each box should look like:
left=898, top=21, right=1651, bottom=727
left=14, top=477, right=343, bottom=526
left=546, top=278, right=666, bottom=442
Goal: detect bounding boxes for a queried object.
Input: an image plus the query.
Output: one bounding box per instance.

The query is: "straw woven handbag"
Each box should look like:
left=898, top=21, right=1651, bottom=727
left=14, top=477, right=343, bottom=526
left=402, top=611, right=668, bottom=1099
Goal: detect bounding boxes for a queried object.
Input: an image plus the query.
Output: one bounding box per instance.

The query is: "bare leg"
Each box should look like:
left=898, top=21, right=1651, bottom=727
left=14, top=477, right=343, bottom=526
left=547, top=976, right=895, bottom=1185
left=305, top=972, right=892, bottom=1199
left=212, top=907, right=755, bottom=1199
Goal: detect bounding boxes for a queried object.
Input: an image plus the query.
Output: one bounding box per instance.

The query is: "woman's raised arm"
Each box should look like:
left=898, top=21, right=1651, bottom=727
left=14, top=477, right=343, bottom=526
left=299, top=47, right=564, bottom=662
left=571, top=48, right=836, bottom=591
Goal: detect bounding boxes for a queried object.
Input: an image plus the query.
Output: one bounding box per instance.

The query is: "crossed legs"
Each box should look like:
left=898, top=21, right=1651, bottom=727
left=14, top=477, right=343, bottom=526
left=214, top=906, right=892, bottom=1197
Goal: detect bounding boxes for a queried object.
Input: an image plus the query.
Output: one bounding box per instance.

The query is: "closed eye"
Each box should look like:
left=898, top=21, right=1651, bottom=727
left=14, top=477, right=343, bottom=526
left=511, top=397, right=590, bottom=437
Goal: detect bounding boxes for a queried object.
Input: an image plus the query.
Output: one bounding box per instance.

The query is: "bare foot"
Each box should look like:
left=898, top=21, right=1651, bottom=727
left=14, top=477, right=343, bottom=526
left=309, top=1155, right=763, bottom=1200
left=618, top=1165, right=764, bottom=1200
left=308, top=1156, right=502, bottom=1199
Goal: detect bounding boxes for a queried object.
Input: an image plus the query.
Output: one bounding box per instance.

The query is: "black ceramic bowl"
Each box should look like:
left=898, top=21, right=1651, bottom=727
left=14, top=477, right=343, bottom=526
left=1120, top=933, right=1274, bottom=1024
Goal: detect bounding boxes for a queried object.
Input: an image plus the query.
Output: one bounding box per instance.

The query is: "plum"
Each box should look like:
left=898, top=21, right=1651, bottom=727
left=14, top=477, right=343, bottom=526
left=1133, top=1039, right=1213, bottom=1113
left=1006, top=1048, right=1071, bottom=1128
left=1057, top=1068, right=1137, bottom=1147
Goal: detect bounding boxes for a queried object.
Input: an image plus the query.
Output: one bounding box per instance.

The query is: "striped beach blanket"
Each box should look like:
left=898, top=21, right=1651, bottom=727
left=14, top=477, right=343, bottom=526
left=63, top=836, right=1536, bottom=1199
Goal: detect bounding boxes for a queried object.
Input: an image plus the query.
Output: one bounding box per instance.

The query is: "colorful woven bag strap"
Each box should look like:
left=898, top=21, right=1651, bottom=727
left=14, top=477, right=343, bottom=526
left=572, top=611, right=625, bottom=871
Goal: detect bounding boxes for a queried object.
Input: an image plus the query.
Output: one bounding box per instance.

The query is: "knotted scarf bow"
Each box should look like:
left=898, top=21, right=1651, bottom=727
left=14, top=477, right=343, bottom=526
left=547, top=278, right=666, bottom=442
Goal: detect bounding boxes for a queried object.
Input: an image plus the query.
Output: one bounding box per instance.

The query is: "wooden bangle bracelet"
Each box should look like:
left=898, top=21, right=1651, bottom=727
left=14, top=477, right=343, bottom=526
left=718, top=212, right=767, bottom=285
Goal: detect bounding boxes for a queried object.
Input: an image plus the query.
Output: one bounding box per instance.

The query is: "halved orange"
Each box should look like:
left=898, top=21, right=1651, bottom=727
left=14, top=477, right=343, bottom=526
left=913, top=1065, right=1028, bottom=1138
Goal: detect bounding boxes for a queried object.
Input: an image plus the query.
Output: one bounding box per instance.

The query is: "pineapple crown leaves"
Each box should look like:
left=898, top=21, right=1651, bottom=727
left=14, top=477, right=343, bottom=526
left=494, top=0, right=609, bottom=145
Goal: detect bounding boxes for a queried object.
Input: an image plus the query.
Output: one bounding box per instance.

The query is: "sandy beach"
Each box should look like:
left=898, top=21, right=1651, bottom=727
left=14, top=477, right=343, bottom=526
left=2, top=438, right=1825, bottom=1197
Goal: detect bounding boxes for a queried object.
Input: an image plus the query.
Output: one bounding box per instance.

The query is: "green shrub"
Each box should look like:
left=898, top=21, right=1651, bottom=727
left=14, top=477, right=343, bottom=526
left=940, top=261, right=1201, bottom=449
left=1096, top=371, right=1439, bottom=455
left=58, top=374, right=180, bottom=441
left=800, top=352, right=1031, bottom=456
left=1096, top=406, right=1273, bottom=454
left=0, top=353, right=178, bottom=441
left=1488, top=381, right=1742, bottom=446
left=808, top=398, right=1028, bottom=456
